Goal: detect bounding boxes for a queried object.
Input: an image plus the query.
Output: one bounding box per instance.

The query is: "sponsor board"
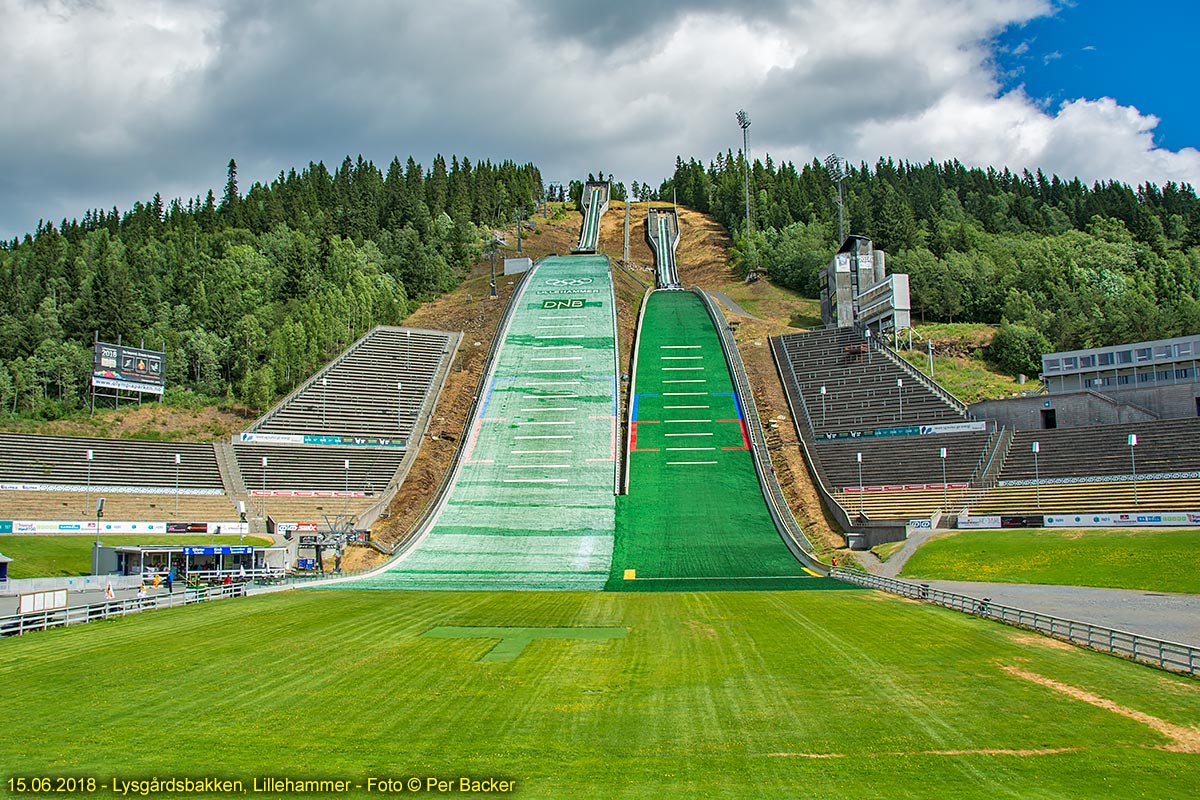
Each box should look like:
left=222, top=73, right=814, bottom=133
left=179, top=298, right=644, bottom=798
left=14, top=520, right=99, bottom=534
left=919, top=421, right=988, bottom=435
left=250, top=490, right=368, bottom=498
left=274, top=522, right=320, bottom=534
left=237, top=432, right=406, bottom=448
left=93, top=341, right=165, bottom=395
left=0, top=521, right=11, bottom=534
left=957, top=515, right=1001, bottom=529
left=1043, top=512, right=1200, bottom=528
left=907, top=518, right=933, bottom=529
left=183, top=546, right=254, bottom=556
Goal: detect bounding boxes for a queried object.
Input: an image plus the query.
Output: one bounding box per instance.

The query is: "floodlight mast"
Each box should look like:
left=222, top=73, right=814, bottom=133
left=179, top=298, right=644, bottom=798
left=824, top=153, right=846, bottom=243
left=736, top=110, right=754, bottom=272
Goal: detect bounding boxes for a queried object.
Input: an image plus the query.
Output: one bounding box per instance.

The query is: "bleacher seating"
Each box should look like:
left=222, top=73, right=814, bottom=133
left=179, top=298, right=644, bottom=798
left=0, top=491, right=237, bottom=520
left=775, top=327, right=965, bottom=436
left=0, top=434, right=223, bottom=490
left=967, top=479, right=1200, bottom=514
left=245, top=326, right=454, bottom=442
left=817, top=432, right=990, bottom=491
left=232, top=444, right=405, bottom=494
left=1000, top=419, right=1200, bottom=483
left=834, top=487, right=972, bottom=519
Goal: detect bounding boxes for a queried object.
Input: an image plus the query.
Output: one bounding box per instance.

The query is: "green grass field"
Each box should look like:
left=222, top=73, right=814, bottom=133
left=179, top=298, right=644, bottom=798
left=899, top=528, right=1200, bottom=594
left=1, top=589, right=1197, bottom=799
left=0, top=535, right=273, bottom=579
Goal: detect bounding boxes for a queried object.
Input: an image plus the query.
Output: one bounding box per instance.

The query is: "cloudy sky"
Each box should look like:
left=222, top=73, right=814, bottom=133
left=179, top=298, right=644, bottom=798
left=2, top=0, right=1198, bottom=239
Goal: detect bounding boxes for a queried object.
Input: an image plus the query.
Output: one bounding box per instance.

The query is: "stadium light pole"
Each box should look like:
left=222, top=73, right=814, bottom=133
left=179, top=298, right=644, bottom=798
left=824, top=154, right=846, bottom=244
left=856, top=451, right=864, bottom=516
left=820, top=384, right=827, bottom=428
left=1032, top=441, right=1041, bottom=507
left=397, top=382, right=403, bottom=433
left=736, top=109, right=754, bottom=273
left=92, top=497, right=104, bottom=575
left=174, top=453, right=181, bottom=517
left=322, top=376, right=327, bottom=427
left=940, top=447, right=948, bottom=510
left=1128, top=433, right=1138, bottom=505
left=84, top=449, right=94, bottom=516
left=897, top=377, right=904, bottom=420
left=261, top=456, right=268, bottom=521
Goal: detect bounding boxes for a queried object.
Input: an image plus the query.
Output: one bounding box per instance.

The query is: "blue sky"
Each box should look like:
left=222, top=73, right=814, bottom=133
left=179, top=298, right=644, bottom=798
left=996, top=0, right=1199, bottom=152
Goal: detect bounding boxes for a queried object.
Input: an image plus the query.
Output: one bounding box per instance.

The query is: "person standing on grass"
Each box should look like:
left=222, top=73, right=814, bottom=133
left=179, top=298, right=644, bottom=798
left=165, top=570, right=173, bottom=593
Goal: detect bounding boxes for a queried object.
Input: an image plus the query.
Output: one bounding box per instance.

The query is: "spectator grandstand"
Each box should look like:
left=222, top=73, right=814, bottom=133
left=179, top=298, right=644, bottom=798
left=243, top=326, right=458, bottom=443
left=998, top=419, right=1200, bottom=484
left=0, top=434, right=223, bottom=492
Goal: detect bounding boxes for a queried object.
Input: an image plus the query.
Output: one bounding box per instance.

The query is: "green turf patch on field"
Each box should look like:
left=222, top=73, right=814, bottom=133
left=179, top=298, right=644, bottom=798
left=0, top=535, right=273, bottom=578
left=422, top=625, right=627, bottom=661
left=610, top=292, right=810, bottom=590
left=2, top=590, right=1197, bottom=798
left=899, top=528, right=1200, bottom=593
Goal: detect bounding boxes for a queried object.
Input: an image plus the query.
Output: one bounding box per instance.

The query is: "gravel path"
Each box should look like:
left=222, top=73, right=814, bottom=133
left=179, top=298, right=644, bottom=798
left=877, top=529, right=940, bottom=578
left=919, top=579, right=1200, bottom=646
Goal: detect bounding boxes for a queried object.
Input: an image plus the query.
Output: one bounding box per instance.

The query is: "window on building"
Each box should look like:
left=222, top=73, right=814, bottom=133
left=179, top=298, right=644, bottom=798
left=1080, top=354, right=1097, bottom=368
left=1155, top=345, right=1172, bottom=359
left=1116, top=350, right=1133, bottom=364
left=1063, top=357, right=1078, bottom=370
left=1044, top=359, right=1061, bottom=372
left=1136, top=348, right=1152, bottom=362
left=1098, top=352, right=1115, bottom=366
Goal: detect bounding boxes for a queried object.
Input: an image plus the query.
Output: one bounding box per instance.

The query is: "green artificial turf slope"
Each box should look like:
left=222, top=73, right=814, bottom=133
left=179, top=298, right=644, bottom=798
left=609, top=292, right=817, bottom=590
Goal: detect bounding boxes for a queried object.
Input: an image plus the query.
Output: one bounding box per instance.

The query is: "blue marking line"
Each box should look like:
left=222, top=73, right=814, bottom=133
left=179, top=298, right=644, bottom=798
left=631, top=393, right=658, bottom=422
left=479, top=378, right=498, bottom=418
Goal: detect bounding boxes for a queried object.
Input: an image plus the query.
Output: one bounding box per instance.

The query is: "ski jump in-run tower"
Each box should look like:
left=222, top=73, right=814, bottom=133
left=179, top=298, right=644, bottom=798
left=573, top=181, right=610, bottom=254
left=646, top=207, right=681, bottom=289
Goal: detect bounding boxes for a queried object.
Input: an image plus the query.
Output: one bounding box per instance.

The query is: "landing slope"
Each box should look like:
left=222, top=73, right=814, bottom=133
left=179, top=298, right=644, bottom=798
left=609, top=291, right=823, bottom=590
left=355, top=256, right=619, bottom=590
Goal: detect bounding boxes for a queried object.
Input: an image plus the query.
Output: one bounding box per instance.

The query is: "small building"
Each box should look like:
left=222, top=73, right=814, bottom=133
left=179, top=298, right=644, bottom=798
left=1042, top=334, right=1200, bottom=396
left=0, top=553, right=10, bottom=584
left=97, top=544, right=287, bottom=582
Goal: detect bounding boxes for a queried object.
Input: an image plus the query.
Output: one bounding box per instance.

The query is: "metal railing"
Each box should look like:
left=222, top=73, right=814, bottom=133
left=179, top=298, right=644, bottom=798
left=832, top=568, right=1199, bottom=676
left=0, top=583, right=248, bottom=638
left=867, top=331, right=971, bottom=418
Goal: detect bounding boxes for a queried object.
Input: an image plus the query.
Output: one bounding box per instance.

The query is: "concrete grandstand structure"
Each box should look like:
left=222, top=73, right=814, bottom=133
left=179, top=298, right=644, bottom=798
left=0, top=325, right=458, bottom=530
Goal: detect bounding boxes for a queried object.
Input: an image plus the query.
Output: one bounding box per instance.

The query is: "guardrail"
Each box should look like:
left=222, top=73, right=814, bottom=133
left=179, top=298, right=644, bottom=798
left=694, top=289, right=823, bottom=569
left=0, top=583, right=248, bottom=638
left=867, top=331, right=971, bottom=418
left=832, top=568, right=1199, bottom=676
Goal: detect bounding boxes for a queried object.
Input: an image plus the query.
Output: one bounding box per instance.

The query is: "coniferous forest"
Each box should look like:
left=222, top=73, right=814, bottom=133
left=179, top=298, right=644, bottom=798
left=652, top=154, right=1200, bottom=375
left=6, top=148, right=1200, bottom=419
left=0, top=155, right=541, bottom=418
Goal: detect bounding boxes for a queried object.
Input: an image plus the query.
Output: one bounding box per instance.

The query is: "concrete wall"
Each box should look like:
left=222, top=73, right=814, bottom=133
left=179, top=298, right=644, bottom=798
left=971, top=384, right=1200, bottom=430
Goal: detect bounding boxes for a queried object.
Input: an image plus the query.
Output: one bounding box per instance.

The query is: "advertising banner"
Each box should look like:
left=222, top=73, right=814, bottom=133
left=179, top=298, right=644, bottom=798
left=238, top=432, right=406, bottom=448
left=1044, top=512, right=1200, bottom=528
left=93, top=341, right=165, bottom=395
left=0, top=521, right=12, bottom=534
left=183, top=546, right=254, bottom=556
left=13, top=520, right=100, bottom=534
left=957, top=515, right=1002, bottom=529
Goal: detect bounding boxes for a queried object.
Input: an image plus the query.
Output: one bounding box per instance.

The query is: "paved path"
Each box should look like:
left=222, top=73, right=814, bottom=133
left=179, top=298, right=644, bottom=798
left=876, top=529, right=939, bottom=578
left=920, top=579, right=1200, bottom=646
left=710, top=292, right=760, bottom=319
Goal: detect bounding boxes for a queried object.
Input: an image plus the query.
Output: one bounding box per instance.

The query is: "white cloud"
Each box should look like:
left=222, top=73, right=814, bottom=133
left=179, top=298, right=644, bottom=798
left=0, top=0, right=1197, bottom=237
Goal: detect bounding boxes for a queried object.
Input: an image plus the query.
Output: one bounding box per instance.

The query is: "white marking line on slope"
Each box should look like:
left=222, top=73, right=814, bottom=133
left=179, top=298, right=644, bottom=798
left=662, top=367, right=704, bottom=371
left=661, top=356, right=702, bottom=360
left=665, top=433, right=714, bottom=437
left=663, top=380, right=707, bottom=383
left=660, top=345, right=701, bottom=349
left=535, top=334, right=588, bottom=339
left=663, top=392, right=708, bottom=396
left=513, top=435, right=575, bottom=440
left=531, top=357, right=584, bottom=361
left=664, top=405, right=710, bottom=409
left=665, top=419, right=713, bottom=423
left=667, top=461, right=717, bottom=465
left=528, top=368, right=582, bottom=373
left=506, top=464, right=572, bottom=469
left=523, top=395, right=580, bottom=399
left=516, top=421, right=577, bottom=426
left=526, top=381, right=582, bottom=385
left=502, top=479, right=569, bottom=483
left=537, top=325, right=586, bottom=329
left=665, top=447, right=716, bottom=451
left=521, top=407, right=578, bottom=412
left=534, top=345, right=584, bottom=349
left=511, top=450, right=572, bottom=454
left=538, top=315, right=587, bottom=319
